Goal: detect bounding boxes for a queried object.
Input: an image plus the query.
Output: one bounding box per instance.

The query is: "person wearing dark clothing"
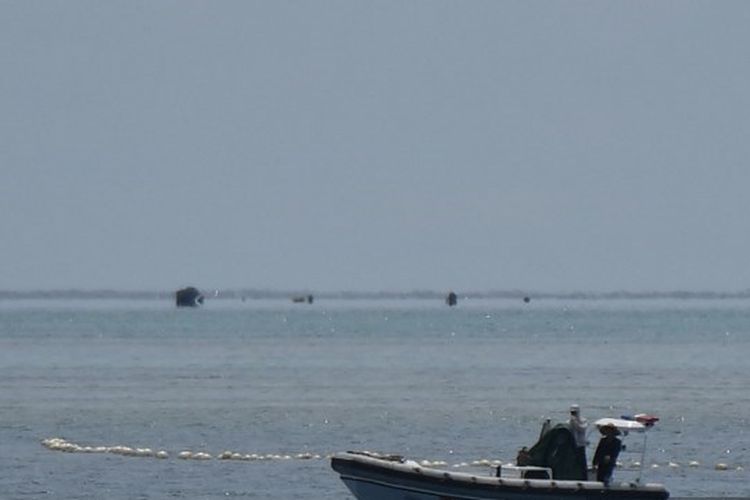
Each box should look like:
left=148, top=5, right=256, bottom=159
left=516, top=446, right=530, bottom=466
left=593, top=424, right=622, bottom=485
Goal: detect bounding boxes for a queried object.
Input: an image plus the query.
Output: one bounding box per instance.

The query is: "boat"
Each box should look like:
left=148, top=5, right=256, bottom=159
left=175, top=286, right=204, bottom=307
left=330, top=417, right=669, bottom=500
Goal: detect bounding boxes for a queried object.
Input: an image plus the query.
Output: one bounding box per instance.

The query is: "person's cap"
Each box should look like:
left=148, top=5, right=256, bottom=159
left=570, top=404, right=580, bottom=413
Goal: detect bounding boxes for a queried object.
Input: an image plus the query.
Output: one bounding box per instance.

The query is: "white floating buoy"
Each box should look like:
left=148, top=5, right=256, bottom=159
left=715, top=463, right=729, bottom=471
left=219, top=451, right=233, bottom=460
left=156, top=450, right=169, bottom=459
left=651, top=464, right=659, bottom=469
left=689, top=461, right=700, bottom=467
left=736, top=466, right=744, bottom=471
left=42, top=437, right=68, bottom=449
left=471, top=459, right=490, bottom=467
left=668, top=462, right=679, bottom=468
left=178, top=451, right=193, bottom=459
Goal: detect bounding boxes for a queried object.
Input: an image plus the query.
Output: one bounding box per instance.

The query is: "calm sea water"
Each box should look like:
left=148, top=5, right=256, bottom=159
left=1, top=298, right=748, bottom=498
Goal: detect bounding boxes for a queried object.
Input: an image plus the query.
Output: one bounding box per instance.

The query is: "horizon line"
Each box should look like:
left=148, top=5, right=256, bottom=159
left=2, top=288, right=750, bottom=300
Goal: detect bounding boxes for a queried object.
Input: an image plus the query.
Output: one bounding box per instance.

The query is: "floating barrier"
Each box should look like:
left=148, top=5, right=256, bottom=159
left=41, top=438, right=168, bottom=458
left=42, top=437, right=325, bottom=462
left=40, top=438, right=745, bottom=473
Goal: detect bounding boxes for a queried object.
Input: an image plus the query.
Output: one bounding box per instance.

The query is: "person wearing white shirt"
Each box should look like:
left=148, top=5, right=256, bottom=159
left=568, top=404, right=588, bottom=479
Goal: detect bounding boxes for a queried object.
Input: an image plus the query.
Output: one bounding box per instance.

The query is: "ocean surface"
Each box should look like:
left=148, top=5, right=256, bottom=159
left=1, top=297, right=748, bottom=499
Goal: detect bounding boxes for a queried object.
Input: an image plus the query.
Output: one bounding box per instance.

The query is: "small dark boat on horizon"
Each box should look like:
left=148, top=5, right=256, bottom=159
left=175, top=287, right=204, bottom=307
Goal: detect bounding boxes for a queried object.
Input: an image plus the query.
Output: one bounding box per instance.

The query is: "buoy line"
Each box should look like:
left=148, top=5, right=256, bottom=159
left=41, top=438, right=745, bottom=471
left=41, top=437, right=323, bottom=461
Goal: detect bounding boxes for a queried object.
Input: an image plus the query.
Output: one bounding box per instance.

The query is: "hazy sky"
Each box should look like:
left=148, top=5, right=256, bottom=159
left=2, top=1, right=750, bottom=292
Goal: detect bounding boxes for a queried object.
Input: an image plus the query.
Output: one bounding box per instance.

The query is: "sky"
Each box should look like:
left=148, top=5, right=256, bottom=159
left=2, top=1, right=750, bottom=293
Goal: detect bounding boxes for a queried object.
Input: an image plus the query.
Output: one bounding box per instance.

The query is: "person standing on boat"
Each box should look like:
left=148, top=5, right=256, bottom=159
left=593, top=423, right=622, bottom=485
left=568, top=404, right=588, bottom=479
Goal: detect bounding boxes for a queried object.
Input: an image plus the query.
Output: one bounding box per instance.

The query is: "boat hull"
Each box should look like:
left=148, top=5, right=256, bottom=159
left=331, top=453, right=669, bottom=500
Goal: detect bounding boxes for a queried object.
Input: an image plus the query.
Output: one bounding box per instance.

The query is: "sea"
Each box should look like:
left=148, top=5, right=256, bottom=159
left=1, top=296, right=748, bottom=499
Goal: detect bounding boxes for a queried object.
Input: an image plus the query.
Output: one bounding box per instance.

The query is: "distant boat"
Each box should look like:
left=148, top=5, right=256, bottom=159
left=446, top=292, right=457, bottom=306
left=175, top=287, right=204, bottom=307
left=292, top=294, right=314, bottom=304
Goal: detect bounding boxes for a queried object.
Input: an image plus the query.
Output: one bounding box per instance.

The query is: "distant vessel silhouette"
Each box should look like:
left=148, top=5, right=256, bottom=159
left=175, top=287, right=204, bottom=307
left=445, top=291, right=457, bottom=307
left=292, top=294, right=314, bottom=304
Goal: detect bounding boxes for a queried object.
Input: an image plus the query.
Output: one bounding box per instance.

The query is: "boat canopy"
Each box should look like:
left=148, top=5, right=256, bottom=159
left=594, top=418, right=647, bottom=433
left=526, top=423, right=584, bottom=480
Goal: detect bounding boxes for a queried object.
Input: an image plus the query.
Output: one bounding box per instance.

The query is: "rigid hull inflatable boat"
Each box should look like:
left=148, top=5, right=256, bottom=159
left=331, top=417, right=668, bottom=500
